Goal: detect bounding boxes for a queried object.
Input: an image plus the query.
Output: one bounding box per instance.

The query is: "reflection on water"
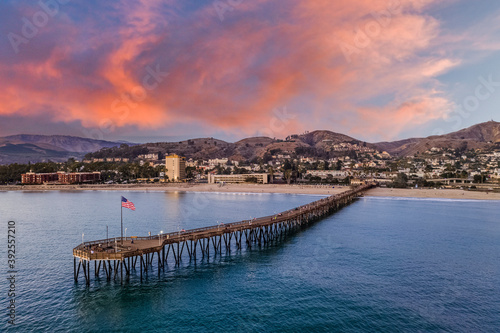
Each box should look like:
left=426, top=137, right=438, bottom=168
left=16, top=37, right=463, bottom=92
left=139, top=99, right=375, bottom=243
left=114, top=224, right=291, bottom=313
left=0, top=192, right=498, bottom=332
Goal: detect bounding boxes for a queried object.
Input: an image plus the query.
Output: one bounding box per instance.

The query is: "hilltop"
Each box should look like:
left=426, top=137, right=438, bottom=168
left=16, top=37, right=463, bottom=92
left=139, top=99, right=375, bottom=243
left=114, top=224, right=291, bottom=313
left=86, top=122, right=500, bottom=162
left=3, top=121, right=500, bottom=164
left=375, top=121, right=500, bottom=156
left=85, top=129, right=375, bottom=162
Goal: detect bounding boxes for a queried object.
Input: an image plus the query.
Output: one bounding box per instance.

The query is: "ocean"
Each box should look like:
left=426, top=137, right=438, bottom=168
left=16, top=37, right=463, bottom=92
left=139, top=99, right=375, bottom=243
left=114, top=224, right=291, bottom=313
left=0, top=191, right=499, bottom=332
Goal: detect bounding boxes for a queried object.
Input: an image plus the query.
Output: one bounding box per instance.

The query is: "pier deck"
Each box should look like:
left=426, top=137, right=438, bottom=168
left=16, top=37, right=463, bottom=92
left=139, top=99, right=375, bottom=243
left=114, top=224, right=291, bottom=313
left=73, top=183, right=374, bottom=285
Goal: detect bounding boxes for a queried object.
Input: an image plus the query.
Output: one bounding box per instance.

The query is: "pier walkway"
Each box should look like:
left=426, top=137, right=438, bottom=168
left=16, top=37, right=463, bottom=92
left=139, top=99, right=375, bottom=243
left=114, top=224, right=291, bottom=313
left=73, top=183, right=374, bottom=285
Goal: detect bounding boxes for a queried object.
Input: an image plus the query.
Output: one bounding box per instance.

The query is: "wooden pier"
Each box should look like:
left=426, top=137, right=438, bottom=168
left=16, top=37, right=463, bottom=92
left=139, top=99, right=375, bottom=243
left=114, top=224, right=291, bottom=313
left=73, top=183, right=374, bottom=285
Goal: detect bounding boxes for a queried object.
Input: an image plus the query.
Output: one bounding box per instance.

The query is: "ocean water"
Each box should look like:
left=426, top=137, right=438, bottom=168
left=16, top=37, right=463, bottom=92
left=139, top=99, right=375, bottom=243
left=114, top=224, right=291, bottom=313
left=0, top=191, right=499, bottom=332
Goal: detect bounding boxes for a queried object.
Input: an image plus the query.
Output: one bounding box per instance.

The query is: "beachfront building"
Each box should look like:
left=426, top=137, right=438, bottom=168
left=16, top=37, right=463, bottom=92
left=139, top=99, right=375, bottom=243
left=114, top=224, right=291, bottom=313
left=57, top=172, right=101, bottom=184
left=21, top=172, right=101, bottom=184
left=165, top=154, right=186, bottom=181
left=350, top=178, right=366, bottom=186
left=21, top=172, right=59, bottom=184
left=207, top=173, right=269, bottom=184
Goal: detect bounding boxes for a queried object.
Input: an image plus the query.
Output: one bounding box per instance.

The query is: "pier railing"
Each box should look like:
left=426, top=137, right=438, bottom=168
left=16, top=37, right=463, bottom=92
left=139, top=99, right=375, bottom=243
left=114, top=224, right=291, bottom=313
left=73, top=183, right=375, bottom=284
left=73, top=183, right=373, bottom=261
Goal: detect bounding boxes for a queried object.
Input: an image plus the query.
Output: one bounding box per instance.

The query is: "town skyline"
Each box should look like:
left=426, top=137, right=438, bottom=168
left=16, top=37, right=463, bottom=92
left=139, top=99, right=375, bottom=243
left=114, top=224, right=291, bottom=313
left=2, top=119, right=500, bottom=188
left=1, top=119, right=499, bottom=166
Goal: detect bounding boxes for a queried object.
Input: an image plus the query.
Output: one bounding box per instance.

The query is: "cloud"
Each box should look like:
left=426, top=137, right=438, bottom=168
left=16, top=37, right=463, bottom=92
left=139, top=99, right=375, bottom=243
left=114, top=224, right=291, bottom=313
left=0, top=0, right=492, bottom=140
left=353, top=94, right=455, bottom=140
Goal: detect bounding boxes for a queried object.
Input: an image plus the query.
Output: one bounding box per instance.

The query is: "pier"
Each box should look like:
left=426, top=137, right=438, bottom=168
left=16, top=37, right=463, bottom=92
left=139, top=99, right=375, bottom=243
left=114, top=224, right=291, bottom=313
left=73, top=183, right=374, bottom=285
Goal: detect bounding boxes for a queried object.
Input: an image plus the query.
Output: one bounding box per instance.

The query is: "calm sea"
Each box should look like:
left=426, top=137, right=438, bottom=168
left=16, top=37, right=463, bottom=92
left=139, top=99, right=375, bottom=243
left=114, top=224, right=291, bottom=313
left=0, top=191, right=499, bottom=332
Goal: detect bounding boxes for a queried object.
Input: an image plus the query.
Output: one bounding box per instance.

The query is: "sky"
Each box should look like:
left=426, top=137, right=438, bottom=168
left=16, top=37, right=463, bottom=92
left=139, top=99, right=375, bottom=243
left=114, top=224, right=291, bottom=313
left=1, top=0, right=500, bottom=143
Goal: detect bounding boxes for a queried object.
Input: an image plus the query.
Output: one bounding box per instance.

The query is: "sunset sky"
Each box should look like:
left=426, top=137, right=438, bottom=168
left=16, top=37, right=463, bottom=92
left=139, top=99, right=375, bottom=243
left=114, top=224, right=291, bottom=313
left=1, top=0, right=500, bottom=143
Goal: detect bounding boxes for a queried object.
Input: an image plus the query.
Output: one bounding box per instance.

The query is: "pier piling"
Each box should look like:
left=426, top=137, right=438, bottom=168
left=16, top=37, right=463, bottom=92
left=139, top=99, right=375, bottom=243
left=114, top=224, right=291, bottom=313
left=73, top=184, right=374, bottom=285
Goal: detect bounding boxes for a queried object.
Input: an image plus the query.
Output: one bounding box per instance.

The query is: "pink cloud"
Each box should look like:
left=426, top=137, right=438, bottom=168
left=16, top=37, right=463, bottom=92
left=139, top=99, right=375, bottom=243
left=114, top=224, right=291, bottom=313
left=0, top=0, right=476, bottom=140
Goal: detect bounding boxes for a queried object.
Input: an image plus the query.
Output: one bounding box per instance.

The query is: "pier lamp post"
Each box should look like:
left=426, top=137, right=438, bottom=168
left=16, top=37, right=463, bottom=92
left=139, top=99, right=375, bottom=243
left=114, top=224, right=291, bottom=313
left=82, top=233, right=84, bottom=244
left=125, top=228, right=127, bottom=240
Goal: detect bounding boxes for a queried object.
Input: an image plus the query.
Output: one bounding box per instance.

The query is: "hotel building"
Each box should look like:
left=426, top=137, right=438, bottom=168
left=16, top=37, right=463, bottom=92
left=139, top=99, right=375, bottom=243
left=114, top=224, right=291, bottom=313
left=165, top=154, right=186, bottom=181
left=21, top=172, right=101, bottom=184
left=207, top=173, right=269, bottom=184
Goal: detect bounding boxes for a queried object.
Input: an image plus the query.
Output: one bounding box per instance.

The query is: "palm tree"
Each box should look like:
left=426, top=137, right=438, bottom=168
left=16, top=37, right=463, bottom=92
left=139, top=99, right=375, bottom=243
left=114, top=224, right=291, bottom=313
left=268, top=166, right=274, bottom=184
left=284, top=169, right=292, bottom=185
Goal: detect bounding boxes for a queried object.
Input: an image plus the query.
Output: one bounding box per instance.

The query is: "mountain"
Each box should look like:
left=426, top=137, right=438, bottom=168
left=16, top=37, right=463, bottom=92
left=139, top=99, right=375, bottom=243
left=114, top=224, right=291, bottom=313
left=3, top=121, right=500, bottom=164
left=88, top=122, right=500, bottom=161
left=440, top=121, right=500, bottom=142
left=0, top=135, right=129, bottom=164
left=87, top=130, right=376, bottom=162
left=374, top=121, right=500, bottom=156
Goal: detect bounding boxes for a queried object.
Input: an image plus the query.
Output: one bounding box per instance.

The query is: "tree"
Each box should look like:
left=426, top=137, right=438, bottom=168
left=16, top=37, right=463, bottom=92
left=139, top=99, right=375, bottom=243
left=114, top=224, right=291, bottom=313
left=283, top=169, right=292, bottom=185
left=326, top=174, right=334, bottom=183
left=185, top=166, right=196, bottom=179
left=245, top=176, right=258, bottom=183
left=473, top=174, right=486, bottom=183
left=268, top=166, right=274, bottom=184
left=393, top=172, right=408, bottom=188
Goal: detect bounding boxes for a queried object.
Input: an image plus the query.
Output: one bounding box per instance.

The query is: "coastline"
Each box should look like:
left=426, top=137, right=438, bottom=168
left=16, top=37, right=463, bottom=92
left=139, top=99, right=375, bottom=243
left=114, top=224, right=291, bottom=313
left=365, top=187, right=500, bottom=201
left=0, top=183, right=345, bottom=195
left=1, top=183, right=499, bottom=200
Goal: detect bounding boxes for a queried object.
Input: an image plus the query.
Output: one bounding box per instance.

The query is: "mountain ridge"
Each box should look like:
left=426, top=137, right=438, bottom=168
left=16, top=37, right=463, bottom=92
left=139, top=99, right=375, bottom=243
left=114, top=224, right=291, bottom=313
left=2, top=121, right=500, bottom=164
left=0, top=135, right=129, bottom=164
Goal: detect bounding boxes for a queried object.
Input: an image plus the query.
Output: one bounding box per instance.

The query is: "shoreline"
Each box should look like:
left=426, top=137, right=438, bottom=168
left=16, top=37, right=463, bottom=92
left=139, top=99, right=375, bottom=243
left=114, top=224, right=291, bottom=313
left=0, top=183, right=345, bottom=195
left=0, top=183, right=499, bottom=200
left=365, top=187, right=500, bottom=201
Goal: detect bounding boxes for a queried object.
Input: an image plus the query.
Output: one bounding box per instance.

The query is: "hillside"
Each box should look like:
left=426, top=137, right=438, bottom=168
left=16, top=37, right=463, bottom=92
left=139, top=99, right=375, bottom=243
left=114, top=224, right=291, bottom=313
left=89, top=122, right=500, bottom=161
left=3, top=121, right=500, bottom=164
left=0, top=135, right=128, bottom=164
left=374, top=121, right=500, bottom=156
left=439, top=121, right=500, bottom=142
left=86, top=130, right=378, bottom=162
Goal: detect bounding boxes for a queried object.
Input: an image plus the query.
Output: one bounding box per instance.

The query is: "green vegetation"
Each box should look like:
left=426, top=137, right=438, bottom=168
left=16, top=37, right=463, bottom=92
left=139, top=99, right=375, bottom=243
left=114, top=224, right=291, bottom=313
left=85, top=144, right=150, bottom=160
left=245, top=176, right=258, bottom=183
left=0, top=161, right=166, bottom=185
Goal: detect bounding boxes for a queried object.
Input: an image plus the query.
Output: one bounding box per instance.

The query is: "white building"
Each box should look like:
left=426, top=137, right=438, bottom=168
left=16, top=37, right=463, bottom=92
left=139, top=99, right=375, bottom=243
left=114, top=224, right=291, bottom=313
left=208, top=173, right=269, bottom=184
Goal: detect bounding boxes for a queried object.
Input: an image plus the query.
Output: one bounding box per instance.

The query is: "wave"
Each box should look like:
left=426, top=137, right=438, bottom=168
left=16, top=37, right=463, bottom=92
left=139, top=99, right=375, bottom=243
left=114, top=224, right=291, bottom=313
left=363, top=196, right=499, bottom=203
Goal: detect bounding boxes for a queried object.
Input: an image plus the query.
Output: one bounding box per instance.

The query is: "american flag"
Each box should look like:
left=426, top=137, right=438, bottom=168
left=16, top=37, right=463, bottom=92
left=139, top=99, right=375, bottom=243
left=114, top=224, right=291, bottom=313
left=121, top=196, right=136, bottom=210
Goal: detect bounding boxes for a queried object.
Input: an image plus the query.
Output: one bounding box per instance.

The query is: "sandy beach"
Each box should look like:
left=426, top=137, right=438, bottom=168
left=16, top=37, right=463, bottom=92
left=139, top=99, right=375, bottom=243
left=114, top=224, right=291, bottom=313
left=0, top=183, right=346, bottom=195
left=365, top=187, right=500, bottom=200
left=1, top=183, right=499, bottom=200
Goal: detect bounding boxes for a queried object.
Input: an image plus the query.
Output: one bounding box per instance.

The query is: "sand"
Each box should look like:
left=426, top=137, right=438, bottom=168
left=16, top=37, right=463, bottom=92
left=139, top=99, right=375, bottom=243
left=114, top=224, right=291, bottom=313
left=1, top=183, right=499, bottom=200
left=0, top=183, right=346, bottom=195
left=365, top=187, right=500, bottom=200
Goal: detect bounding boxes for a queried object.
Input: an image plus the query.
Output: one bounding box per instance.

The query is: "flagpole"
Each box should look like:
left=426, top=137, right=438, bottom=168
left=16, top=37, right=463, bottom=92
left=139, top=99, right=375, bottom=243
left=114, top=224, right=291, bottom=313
left=121, top=198, right=123, bottom=245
